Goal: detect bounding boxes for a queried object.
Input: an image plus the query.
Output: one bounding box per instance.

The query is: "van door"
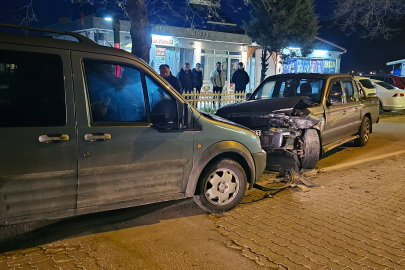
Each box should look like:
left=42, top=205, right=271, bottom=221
left=0, top=46, right=77, bottom=220
left=71, top=52, right=194, bottom=208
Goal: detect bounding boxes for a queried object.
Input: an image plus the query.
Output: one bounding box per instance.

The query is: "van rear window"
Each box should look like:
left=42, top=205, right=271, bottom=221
left=0, top=50, right=66, bottom=127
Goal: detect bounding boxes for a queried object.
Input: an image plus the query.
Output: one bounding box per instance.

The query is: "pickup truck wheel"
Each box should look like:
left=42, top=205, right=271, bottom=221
left=354, top=117, right=371, bottom=147
left=301, top=129, right=320, bottom=169
left=194, top=159, right=247, bottom=213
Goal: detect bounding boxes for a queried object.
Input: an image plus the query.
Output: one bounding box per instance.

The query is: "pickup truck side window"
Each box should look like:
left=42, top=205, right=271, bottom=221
left=145, top=75, right=178, bottom=129
left=0, top=50, right=66, bottom=127
left=329, top=82, right=344, bottom=104
left=83, top=61, right=147, bottom=123
left=342, top=81, right=358, bottom=102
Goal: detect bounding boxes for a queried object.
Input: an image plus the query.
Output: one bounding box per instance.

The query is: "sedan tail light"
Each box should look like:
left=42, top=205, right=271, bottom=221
left=393, top=93, right=405, bottom=97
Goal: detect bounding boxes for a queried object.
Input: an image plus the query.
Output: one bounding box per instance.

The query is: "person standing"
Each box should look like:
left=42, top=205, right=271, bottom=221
left=192, top=63, right=203, bottom=93
left=159, top=64, right=182, bottom=94
left=231, top=62, right=250, bottom=92
left=177, top=63, right=194, bottom=94
left=210, top=62, right=226, bottom=106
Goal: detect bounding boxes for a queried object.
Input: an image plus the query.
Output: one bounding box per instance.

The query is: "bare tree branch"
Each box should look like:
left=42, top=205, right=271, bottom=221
left=332, top=0, right=405, bottom=39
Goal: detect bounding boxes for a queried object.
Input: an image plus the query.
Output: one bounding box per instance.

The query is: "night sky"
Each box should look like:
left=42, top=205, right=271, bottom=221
left=1, top=0, right=403, bottom=74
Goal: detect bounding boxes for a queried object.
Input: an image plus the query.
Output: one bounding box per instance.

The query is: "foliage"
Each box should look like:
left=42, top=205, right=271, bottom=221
left=243, top=0, right=319, bottom=81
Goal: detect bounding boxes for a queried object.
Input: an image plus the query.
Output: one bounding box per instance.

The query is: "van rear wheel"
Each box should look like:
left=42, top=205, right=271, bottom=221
left=194, top=159, right=247, bottom=213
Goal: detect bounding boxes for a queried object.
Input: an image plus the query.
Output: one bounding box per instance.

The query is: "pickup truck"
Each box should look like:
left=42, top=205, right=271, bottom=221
left=216, top=73, right=380, bottom=171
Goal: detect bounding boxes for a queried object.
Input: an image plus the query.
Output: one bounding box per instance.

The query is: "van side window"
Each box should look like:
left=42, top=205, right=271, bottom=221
left=145, top=76, right=178, bottom=129
left=83, top=61, right=147, bottom=123
left=0, top=50, right=66, bottom=127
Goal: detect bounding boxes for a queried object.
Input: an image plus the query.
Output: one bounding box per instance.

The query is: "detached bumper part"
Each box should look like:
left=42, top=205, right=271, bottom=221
left=252, top=150, right=267, bottom=183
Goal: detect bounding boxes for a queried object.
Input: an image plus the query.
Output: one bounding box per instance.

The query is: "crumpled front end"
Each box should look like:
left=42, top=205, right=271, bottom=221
left=216, top=97, right=322, bottom=172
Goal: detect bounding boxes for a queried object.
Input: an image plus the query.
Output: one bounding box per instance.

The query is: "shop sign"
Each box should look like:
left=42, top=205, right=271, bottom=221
left=155, top=47, right=166, bottom=57
left=152, top=35, right=174, bottom=46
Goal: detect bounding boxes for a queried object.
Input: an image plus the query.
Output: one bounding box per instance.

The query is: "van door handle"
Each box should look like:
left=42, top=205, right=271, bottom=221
left=85, top=133, right=112, bottom=142
left=39, top=134, right=69, bottom=143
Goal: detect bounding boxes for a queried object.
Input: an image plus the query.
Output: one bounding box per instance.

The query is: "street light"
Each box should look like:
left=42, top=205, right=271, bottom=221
left=104, top=17, right=112, bottom=21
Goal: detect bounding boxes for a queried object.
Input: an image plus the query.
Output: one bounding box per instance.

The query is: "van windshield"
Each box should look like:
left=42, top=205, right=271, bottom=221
left=250, top=78, right=325, bottom=103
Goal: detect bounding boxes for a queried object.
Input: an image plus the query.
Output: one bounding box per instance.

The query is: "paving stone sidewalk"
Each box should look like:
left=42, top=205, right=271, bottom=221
left=217, top=154, right=405, bottom=269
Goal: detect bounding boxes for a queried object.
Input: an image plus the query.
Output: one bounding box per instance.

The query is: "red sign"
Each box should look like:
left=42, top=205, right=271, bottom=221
left=155, top=47, right=166, bottom=57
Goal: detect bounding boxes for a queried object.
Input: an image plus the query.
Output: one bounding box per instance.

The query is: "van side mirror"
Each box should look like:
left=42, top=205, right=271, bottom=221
left=179, top=103, right=191, bottom=130
left=245, top=93, right=252, bottom=100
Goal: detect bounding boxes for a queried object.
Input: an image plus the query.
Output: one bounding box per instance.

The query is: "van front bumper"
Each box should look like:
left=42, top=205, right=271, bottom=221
left=252, top=150, right=267, bottom=183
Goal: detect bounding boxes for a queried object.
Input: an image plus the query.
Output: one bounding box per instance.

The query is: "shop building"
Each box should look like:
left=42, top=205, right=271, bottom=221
left=47, top=2, right=347, bottom=94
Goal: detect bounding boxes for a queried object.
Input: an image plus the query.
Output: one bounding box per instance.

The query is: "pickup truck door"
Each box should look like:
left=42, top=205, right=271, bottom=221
left=322, top=81, right=350, bottom=145
left=341, top=80, right=362, bottom=136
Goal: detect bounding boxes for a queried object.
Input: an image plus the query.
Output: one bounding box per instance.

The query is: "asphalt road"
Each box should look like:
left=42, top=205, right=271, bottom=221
left=1, top=113, right=405, bottom=269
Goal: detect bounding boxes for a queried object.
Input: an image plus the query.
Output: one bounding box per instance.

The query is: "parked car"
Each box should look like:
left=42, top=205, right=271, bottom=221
left=0, top=24, right=266, bottom=225
left=371, top=79, right=405, bottom=111
left=216, top=74, right=380, bottom=170
left=364, top=74, right=405, bottom=89
left=354, top=76, right=377, bottom=96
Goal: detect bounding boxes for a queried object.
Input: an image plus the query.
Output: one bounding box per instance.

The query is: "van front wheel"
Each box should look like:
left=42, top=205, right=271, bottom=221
left=194, top=159, right=247, bottom=213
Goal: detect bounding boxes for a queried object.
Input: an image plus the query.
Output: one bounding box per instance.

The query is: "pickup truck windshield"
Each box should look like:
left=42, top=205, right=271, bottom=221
left=250, top=78, right=325, bottom=103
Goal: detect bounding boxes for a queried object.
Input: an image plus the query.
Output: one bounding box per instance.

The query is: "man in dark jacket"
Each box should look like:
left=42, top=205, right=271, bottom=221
left=176, top=63, right=194, bottom=93
left=159, top=64, right=182, bottom=94
left=231, top=62, right=250, bottom=92
left=192, top=63, right=203, bottom=93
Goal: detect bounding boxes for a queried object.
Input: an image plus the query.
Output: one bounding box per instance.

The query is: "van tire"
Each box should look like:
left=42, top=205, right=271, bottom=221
left=300, top=129, right=320, bottom=169
left=354, top=117, right=371, bottom=147
left=193, top=159, right=247, bottom=213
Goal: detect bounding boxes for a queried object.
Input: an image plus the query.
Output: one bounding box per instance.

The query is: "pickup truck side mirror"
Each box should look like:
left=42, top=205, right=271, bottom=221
left=245, top=93, right=252, bottom=100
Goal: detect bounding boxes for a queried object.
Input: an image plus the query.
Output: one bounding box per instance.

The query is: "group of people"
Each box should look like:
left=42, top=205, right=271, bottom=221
left=158, top=61, right=250, bottom=96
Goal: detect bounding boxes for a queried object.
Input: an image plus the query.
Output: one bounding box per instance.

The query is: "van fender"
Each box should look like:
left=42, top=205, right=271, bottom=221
left=184, top=141, right=255, bottom=198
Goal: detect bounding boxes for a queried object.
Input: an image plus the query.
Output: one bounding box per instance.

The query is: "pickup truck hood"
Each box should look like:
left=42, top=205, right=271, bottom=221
left=217, top=96, right=313, bottom=116
left=216, top=96, right=321, bottom=130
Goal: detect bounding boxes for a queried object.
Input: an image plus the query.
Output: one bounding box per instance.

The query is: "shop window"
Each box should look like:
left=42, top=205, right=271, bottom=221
left=84, top=61, right=147, bottom=123
left=0, top=50, right=66, bottom=127
left=216, top=50, right=228, bottom=55
left=229, top=52, right=242, bottom=56
left=202, top=50, right=214, bottom=54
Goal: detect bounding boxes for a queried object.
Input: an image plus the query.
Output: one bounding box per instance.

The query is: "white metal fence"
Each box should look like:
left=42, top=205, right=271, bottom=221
left=182, top=90, right=246, bottom=113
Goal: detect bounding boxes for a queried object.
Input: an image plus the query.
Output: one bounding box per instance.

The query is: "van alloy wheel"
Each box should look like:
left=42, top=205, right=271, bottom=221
left=194, top=159, right=247, bottom=213
left=204, top=168, right=240, bottom=206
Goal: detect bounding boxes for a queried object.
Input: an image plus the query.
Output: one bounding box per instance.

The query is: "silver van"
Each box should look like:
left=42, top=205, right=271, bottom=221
left=0, top=24, right=265, bottom=225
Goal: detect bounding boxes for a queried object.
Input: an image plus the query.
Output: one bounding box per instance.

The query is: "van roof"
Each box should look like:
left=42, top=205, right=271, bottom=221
left=0, top=24, right=146, bottom=67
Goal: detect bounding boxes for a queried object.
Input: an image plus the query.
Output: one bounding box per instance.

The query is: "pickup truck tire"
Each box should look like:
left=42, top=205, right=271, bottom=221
left=301, top=129, right=320, bottom=169
left=194, top=159, right=247, bottom=213
left=354, top=117, right=371, bottom=147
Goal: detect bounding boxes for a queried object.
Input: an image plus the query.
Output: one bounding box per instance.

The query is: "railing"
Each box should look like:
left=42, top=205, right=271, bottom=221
left=182, top=90, right=246, bottom=113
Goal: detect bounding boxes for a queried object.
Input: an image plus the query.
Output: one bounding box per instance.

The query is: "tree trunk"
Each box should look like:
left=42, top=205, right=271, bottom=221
left=125, top=0, right=151, bottom=63
left=260, top=47, right=268, bottom=83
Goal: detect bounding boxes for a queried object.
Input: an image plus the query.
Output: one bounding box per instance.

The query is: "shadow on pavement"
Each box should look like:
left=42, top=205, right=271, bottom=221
left=0, top=198, right=206, bottom=253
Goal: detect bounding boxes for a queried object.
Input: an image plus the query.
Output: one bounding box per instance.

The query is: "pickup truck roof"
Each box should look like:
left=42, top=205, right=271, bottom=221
left=266, top=73, right=353, bottom=80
